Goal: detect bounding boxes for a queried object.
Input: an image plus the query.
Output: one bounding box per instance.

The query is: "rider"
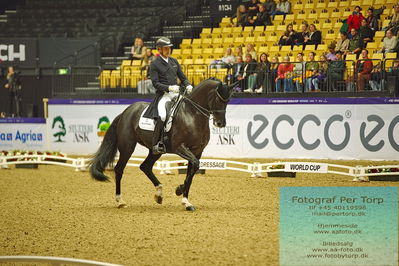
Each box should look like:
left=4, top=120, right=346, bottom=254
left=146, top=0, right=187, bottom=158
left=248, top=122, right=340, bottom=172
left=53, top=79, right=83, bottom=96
left=146, top=37, right=193, bottom=154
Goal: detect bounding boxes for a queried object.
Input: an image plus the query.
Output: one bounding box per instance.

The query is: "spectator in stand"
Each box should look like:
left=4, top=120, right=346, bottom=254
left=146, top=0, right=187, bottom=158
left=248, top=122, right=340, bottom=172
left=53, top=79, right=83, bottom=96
left=305, top=52, right=319, bottom=91
left=366, top=7, right=379, bottom=32
left=245, top=43, right=257, bottom=60
left=138, top=49, right=156, bottom=94
left=294, top=22, right=309, bottom=45
left=141, top=48, right=155, bottom=77
left=386, top=4, right=399, bottom=34
left=335, top=32, right=350, bottom=54
left=279, top=24, right=296, bottom=46
left=268, top=55, right=279, bottom=92
left=356, top=49, right=373, bottom=91
left=231, top=56, right=244, bottom=84
left=246, top=53, right=270, bottom=93
left=264, top=0, right=276, bottom=20
left=246, top=0, right=260, bottom=17
left=210, top=47, right=236, bottom=69
left=234, top=46, right=243, bottom=58
left=347, top=28, right=362, bottom=56
left=328, top=51, right=346, bottom=91
left=131, top=37, right=146, bottom=60
left=326, top=42, right=337, bottom=61
left=379, top=30, right=398, bottom=55
left=369, top=62, right=384, bottom=91
left=359, top=18, right=374, bottom=49
left=232, top=5, right=249, bottom=27
left=348, top=6, right=365, bottom=32
left=276, top=56, right=294, bottom=92
left=292, top=52, right=306, bottom=91
left=311, top=54, right=328, bottom=91
left=246, top=4, right=271, bottom=26
left=237, top=54, right=257, bottom=91
left=303, top=24, right=322, bottom=46
left=271, top=0, right=291, bottom=16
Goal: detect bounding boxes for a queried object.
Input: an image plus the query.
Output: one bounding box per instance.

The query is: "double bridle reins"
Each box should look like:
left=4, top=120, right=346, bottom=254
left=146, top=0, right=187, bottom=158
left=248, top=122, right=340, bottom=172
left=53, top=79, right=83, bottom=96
left=182, top=88, right=230, bottom=119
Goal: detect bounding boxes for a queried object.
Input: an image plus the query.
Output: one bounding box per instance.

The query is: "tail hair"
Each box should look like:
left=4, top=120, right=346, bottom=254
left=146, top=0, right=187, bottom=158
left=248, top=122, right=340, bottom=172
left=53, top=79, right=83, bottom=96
left=89, top=114, right=121, bottom=182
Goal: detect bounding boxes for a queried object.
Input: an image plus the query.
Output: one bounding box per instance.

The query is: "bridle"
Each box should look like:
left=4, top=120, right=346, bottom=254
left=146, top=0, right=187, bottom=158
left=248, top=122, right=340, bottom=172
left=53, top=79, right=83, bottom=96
left=182, top=86, right=230, bottom=119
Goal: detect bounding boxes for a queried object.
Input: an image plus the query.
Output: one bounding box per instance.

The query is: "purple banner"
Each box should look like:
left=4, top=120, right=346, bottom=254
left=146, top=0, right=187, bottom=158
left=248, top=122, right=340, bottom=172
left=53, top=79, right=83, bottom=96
left=48, top=97, right=399, bottom=105
left=0, top=118, right=46, bottom=124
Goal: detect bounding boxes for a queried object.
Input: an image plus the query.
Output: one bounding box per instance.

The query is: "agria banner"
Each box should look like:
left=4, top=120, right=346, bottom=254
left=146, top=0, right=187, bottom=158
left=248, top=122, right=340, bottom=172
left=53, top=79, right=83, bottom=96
left=47, top=98, right=399, bottom=160
left=0, top=118, right=46, bottom=150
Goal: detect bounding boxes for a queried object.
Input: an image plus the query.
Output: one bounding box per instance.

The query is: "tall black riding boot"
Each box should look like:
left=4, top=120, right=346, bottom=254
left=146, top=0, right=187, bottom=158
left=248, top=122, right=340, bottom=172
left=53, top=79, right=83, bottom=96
left=152, top=119, right=166, bottom=155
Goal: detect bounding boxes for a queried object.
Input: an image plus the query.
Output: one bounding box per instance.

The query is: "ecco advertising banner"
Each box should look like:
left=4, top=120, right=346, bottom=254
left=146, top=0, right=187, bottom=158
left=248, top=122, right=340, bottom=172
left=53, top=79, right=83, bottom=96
left=47, top=99, right=399, bottom=160
left=0, top=118, right=46, bottom=150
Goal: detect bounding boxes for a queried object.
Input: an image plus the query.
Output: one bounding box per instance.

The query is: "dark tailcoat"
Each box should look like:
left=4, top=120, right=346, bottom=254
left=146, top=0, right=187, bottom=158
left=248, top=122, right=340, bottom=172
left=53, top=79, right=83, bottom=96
left=144, top=55, right=190, bottom=118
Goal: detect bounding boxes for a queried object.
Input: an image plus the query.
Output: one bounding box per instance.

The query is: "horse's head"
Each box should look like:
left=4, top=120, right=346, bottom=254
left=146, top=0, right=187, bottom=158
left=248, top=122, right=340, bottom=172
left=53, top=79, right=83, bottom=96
left=208, top=81, right=236, bottom=128
left=188, top=78, right=236, bottom=128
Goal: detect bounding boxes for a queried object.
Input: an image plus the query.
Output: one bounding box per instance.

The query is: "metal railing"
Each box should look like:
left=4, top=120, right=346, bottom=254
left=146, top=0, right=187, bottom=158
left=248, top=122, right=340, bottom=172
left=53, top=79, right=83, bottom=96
left=47, top=58, right=399, bottom=96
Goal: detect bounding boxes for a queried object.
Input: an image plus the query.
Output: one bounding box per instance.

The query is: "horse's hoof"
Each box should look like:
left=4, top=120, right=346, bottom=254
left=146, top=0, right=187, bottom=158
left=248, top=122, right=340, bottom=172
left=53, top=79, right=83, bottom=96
left=185, top=205, right=196, bottom=211
left=154, top=194, right=163, bottom=204
left=117, top=202, right=127, bottom=208
left=175, top=185, right=184, bottom=196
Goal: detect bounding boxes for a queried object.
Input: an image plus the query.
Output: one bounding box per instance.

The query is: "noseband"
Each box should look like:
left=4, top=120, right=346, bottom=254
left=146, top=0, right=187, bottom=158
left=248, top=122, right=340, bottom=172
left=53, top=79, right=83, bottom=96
left=183, top=86, right=230, bottom=119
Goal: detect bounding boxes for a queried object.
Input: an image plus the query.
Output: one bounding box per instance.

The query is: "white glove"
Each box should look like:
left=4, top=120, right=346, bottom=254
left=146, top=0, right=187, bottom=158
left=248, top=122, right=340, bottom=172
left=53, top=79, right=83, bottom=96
left=168, top=85, right=180, bottom=93
left=186, top=85, right=193, bottom=93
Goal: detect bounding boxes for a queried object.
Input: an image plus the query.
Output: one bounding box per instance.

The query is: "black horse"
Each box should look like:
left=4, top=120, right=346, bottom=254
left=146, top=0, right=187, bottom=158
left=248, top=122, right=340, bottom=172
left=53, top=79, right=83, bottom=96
left=89, top=78, right=235, bottom=211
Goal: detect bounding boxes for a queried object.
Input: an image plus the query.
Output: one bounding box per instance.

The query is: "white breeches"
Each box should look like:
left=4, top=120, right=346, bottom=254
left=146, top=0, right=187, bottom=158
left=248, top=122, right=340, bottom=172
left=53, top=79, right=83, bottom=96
left=158, top=92, right=178, bottom=121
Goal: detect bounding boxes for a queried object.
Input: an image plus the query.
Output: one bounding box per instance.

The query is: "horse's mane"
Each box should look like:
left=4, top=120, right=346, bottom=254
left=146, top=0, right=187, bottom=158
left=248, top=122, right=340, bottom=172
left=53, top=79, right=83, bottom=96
left=189, top=78, right=222, bottom=99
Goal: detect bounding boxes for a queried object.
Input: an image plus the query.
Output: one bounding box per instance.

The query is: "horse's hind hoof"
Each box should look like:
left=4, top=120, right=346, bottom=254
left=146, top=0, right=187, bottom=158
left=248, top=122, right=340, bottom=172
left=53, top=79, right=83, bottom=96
left=175, top=184, right=184, bottom=196
left=186, top=205, right=196, bottom=211
left=117, top=202, right=127, bottom=208
left=154, top=195, right=163, bottom=204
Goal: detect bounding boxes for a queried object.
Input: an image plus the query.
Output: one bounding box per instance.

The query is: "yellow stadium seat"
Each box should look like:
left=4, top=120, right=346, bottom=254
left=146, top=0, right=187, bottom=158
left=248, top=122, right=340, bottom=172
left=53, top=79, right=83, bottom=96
left=371, top=53, right=384, bottom=66
left=265, top=25, right=276, bottom=33
left=280, top=45, right=292, bottom=52
left=317, top=44, right=327, bottom=51
left=131, top=60, right=141, bottom=66
left=258, top=46, right=269, bottom=53
left=274, top=15, right=285, bottom=22
left=222, top=27, right=233, bottom=36
left=219, top=17, right=232, bottom=28
left=338, top=0, right=349, bottom=7
left=269, top=45, right=280, bottom=53
left=191, top=39, right=202, bottom=48
left=276, top=24, right=287, bottom=31
left=293, top=2, right=304, bottom=10
left=296, top=13, right=307, bottom=20
left=253, top=26, right=265, bottom=33
left=304, top=44, right=316, bottom=51
left=100, top=70, right=111, bottom=88
left=214, top=47, right=224, bottom=56
left=172, top=49, right=181, bottom=56
left=110, top=70, right=121, bottom=88
left=266, top=35, right=278, bottom=46
left=121, top=60, right=131, bottom=66
left=180, top=39, right=192, bottom=49
left=211, top=27, right=222, bottom=38
left=202, top=38, right=212, bottom=47
left=366, top=42, right=377, bottom=50
left=305, top=2, right=315, bottom=9
left=234, top=36, right=245, bottom=46
left=203, top=48, right=213, bottom=55
left=386, top=52, right=397, bottom=59
left=319, top=10, right=330, bottom=19
left=285, top=14, right=295, bottom=23
left=245, top=36, right=255, bottom=44
left=350, top=0, right=361, bottom=6
left=212, top=38, right=223, bottom=46
left=200, top=28, right=212, bottom=39
left=327, top=1, right=338, bottom=8
left=255, top=35, right=267, bottom=44
left=223, top=37, right=234, bottom=47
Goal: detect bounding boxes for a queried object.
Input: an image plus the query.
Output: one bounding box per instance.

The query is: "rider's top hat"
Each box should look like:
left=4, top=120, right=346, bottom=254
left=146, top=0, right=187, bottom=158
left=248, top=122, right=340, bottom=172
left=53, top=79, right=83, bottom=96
left=156, top=37, right=173, bottom=48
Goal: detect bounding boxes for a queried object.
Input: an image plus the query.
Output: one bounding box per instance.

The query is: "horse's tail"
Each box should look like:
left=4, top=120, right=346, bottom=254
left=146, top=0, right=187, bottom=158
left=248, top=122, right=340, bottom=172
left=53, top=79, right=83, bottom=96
left=89, top=114, right=121, bottom=182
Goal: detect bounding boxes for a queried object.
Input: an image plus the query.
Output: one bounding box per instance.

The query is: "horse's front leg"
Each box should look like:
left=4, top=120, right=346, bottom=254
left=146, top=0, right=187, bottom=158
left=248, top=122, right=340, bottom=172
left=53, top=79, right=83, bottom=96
left=175, top=145, right=200, bottom=211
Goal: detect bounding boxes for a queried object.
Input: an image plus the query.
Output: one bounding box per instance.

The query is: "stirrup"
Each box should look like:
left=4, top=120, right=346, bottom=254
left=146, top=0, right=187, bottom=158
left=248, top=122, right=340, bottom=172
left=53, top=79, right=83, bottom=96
left=153, top=142, right=166, bottom=155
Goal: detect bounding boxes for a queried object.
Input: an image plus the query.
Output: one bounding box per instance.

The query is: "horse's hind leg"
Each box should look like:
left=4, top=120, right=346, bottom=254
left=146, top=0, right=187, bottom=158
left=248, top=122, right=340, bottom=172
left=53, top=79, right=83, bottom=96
left=139, top=150, right=163, bottom=204
left=114, top=142, right=137, bottom=208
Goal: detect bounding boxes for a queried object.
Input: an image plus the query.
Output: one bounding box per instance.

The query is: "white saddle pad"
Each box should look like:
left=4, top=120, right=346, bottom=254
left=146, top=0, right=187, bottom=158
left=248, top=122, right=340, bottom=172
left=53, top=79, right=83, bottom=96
left=138, top=98, right=181, bottom=132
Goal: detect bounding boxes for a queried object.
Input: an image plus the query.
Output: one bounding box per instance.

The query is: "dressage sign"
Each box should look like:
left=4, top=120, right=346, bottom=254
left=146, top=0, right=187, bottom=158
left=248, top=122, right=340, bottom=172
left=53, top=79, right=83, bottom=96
left=199, top=160, right=226, bottom=169
left=284, top=163, right=328, bottom=173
